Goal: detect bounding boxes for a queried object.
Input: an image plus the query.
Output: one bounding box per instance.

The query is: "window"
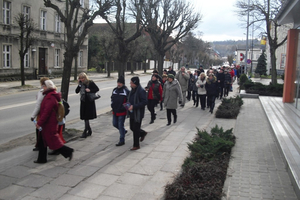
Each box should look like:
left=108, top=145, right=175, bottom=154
left=55, top=14, right=61, bottom=33
left=23, top=6, right=30, bottom=20
left=3, top=45, right=11, bottom=68
left=3, top=1, right=11, bottom=24
left=24, top=51, right=29, bottom=68
left=78, top=51, right=83, bottom=67
left=80, top=0, right=84, bottom=8
left=40, top=10, right=47, bottom=30
left=55, top=49, right=60, bottom=67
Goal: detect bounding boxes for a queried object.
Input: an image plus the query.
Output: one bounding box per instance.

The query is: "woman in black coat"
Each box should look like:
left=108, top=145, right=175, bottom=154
left=205, top=73, right=219, bottom=114
left=75, top=72, right=99, bottom=138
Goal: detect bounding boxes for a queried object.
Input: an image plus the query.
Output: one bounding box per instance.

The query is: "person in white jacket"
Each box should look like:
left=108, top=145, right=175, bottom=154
left=196, top=73, right=207, bottom=110
left=30, top=77, right=49, bottom=151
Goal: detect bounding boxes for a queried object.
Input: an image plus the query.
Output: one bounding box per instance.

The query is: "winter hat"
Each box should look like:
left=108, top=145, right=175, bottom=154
left=131, top=77, right=140, bottom=86
left=44, top=80, right=56, bottom=90
left=117, top=76, right=125, bottom=84
left=168, top=74, right=174, bottom=79
left=152, top=74, right=159, bottom=79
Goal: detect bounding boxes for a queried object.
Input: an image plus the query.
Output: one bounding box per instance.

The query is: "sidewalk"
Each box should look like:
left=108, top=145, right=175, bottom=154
left=0, top=76, right=297, bottom=199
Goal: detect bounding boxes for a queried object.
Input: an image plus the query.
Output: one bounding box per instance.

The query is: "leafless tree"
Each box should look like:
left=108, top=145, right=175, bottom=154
left=96, top=0, right=145, bottom=77
left=44, top=0, right=113, bottom=100
left=236, top=0, right=287, bottom=84
left=141, top=0, right=201, bottom=75
left=15, top=13, right=36, bottom=86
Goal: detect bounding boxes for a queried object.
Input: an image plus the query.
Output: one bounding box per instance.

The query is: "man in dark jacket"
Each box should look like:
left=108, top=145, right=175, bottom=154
left=128, top=77, right=148, bottom=150
left=111, top=76, right=129, bottom=146
left=217, top=68, right=225, bottom=99
left=167, top=66, right=176, bottom=76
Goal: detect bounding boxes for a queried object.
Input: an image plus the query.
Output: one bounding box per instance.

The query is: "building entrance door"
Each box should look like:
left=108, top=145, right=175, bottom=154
left=38, top=48, right=46, bottom=75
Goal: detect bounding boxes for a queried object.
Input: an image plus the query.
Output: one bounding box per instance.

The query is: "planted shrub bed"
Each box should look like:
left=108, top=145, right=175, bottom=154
left=215, top=96, right=243, bottom=119
left=243, top=79, right=283, bottom=97
left=164, top=125, right=236, bottom=200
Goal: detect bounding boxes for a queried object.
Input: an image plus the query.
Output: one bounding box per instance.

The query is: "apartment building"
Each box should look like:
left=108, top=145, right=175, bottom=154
left=0, top=0, right=88, bottom=80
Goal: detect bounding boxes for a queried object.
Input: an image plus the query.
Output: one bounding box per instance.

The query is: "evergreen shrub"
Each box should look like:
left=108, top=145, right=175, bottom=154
left=215, top=96, right=243, bottom=119
left=165, top=126, right=235, bottom=200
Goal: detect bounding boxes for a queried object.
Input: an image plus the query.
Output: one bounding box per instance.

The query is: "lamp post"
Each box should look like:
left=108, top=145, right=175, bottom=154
left=245, top=0, right=250, bottom=75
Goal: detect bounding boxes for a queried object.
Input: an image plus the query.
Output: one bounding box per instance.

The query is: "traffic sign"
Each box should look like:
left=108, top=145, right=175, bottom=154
left=240, top=53, right=244, bottom=61
left=247, top=59, right=251, bottom=64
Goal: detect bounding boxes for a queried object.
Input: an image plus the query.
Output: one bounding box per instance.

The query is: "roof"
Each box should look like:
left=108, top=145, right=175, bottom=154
left=276, top=0, right=300, bottom=28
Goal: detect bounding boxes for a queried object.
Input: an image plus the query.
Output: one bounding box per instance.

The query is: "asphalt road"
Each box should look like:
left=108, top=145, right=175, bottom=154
left=0, top=75, right=151, bottom=146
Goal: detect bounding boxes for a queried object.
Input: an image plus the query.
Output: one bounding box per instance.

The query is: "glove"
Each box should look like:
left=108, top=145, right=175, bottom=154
left=179, top=101, right=182, bottom=105
left=31, top=117, right=34, bottom=121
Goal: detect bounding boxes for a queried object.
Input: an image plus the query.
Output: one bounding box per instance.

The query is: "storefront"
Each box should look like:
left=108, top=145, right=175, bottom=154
left=276, top=0, right=300, bottom=110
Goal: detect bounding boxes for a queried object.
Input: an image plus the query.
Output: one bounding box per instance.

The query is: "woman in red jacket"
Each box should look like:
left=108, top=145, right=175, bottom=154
left=146, top=74, right=163, bottom=124
left=35, top=80, right=73, bottom=164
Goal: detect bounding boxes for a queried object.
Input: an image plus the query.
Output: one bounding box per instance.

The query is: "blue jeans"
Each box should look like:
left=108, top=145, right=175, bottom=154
left=112, top=115, right=126, bottom=143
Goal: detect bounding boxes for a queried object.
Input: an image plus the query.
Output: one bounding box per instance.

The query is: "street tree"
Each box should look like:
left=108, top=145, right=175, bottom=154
left=141, top=0, right=201, bottom=75
left=15, top=13, right=35, bottom=86
left=44, top=0, right=113, bottom=100
left=97, top=0, right=145, bottom=77
left=236, top=0, right=287, bottom=84
left=255, top=50, right=267, bottom=77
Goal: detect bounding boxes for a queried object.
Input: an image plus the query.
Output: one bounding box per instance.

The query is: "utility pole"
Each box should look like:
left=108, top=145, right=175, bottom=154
left=245, top=0, right=250, bottom=74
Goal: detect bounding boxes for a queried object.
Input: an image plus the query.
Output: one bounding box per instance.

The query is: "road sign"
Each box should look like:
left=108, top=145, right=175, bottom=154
left=247, top=59, right=251, bottom=64
left=240, top=53, right=244, bottom=61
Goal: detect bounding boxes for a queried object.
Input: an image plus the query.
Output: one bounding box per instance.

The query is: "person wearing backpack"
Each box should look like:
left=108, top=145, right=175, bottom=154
left=34, top=80, right=74, bottom=163
left=111, top=76, right=129, bottom=146
left=75, top=72, right=99, bottom=138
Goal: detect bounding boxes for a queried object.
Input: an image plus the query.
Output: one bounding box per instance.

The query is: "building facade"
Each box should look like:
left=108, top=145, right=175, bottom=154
left=0, top=0, right=88, bottom=80
left=235, top=48, right=262, bottom=73
left=276, top=0, right=300, bottom=110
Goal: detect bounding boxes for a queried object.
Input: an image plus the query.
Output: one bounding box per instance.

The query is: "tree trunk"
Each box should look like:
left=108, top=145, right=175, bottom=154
left=61, top=52, right=73, bottom=101
left=270, top=48, right=277, bottom=84
left=74, top=54, right=78, bottom=81
left=131, top=61, right=134, bottom=74
left=118, top=61, right=125, bottom=77
left=20, top=54, right=25, bottom=86
left=107, top=61, right=111, bottom=77
left=158, top=54, right=164, bottom=75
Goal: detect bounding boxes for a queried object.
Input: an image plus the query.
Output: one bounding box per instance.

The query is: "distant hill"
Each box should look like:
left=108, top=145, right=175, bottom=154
left=210, top=40, right=261, bottom=57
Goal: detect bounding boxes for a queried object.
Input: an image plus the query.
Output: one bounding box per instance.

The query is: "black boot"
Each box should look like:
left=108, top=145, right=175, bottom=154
left=87, top=128, right=92, bottom=136
left=80, top=129, right=87, bottom=138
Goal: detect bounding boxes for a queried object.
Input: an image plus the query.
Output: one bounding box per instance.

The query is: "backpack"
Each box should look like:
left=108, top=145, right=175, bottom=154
left=62, top=99, right=70, bottom=117
left=56, top=101, right=65, bottom=122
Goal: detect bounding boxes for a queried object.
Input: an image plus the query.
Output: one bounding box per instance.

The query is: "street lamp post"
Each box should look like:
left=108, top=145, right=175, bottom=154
left=245, top=0, right=250, bottom=75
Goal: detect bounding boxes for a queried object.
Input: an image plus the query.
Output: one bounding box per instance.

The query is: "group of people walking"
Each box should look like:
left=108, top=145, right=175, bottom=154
left=30, top=66, right=235, bottom=162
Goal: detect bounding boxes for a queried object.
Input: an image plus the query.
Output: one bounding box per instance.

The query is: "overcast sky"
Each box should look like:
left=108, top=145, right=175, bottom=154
left=190, top=0, right=247, bottom=42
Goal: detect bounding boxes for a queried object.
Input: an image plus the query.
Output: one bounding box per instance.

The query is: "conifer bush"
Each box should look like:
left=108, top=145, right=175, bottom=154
left=215, top=96, right=243, bottom=119
left=164, top=126, right=235, bottom=200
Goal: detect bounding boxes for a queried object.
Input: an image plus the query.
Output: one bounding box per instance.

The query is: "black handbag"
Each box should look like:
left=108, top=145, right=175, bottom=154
left=87, top=92, right=101, bottom=101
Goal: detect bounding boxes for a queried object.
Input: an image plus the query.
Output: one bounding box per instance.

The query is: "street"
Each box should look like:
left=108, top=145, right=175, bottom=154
left=0, top=74, right=151, bottom=146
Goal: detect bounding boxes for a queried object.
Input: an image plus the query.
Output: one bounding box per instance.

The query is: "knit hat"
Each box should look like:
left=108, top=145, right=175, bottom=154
left=131, top=77, right=140, bottom=86
left=168, top=74, right=174, bottom=79
left=44, top=80, right=56, bottom=90
left=117, top=76, right=125, bottom=84
left=152, top=74, right=159, bottom=79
